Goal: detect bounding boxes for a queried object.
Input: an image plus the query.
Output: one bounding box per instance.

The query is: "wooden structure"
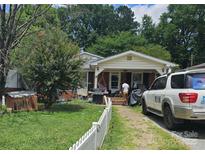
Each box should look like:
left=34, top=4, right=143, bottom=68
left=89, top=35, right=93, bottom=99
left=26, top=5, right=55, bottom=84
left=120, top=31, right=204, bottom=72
left=110, top=97, right=127, bottom=105
left=58, top=90, right=75, bottom=101
left=6, top=91, right=38, bottom=111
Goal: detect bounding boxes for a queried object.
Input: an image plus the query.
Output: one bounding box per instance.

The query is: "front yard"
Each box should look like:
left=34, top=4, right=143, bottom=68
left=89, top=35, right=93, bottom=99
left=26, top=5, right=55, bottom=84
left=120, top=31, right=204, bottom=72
left=0, top=100, right=103, bottom=150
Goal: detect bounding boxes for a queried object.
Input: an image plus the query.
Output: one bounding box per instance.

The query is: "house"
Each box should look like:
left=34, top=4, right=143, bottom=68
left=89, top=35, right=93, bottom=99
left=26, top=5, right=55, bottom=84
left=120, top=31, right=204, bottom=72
left=80, top=50, right=177, bottom=94
left=186, top=63, right=205, bottom=70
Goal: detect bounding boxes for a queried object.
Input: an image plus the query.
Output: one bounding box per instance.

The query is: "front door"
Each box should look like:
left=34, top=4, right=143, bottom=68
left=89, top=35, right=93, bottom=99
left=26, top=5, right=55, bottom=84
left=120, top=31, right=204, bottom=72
left=121, top=72, right=131, bottom=88
left=131, top=72, right=143, bottom=89
left=110, top=72, right=120, bottom=93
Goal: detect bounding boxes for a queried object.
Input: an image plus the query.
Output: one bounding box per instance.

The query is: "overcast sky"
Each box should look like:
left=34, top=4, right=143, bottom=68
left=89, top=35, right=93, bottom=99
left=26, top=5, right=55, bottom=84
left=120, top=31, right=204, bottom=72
left=114, top=4, right=169, bottom=24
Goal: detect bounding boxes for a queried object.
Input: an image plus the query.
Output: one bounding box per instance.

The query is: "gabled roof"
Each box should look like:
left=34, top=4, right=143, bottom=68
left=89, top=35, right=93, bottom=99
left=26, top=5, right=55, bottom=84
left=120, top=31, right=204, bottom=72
left=91, top=50, right=177, bottom=67
left=186, top=63, right=205, bottom=70
left=80, top=51, right=104, bottom=59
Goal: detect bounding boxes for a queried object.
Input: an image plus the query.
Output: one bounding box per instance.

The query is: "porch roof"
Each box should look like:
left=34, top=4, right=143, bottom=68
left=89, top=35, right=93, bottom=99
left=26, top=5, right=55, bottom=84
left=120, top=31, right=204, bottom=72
left=91, top=50, right=177, bottom=67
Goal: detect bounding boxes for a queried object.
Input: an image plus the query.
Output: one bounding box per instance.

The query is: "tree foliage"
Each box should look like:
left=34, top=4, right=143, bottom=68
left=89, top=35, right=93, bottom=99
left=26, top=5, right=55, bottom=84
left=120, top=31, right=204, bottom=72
left=154, top=4, right=205, bottom=68
left=11, top=28, right=82, bottom=108
left=0, top=4, right=51, bottom=89
left=140, top=14, right=156, bottom=43
left=87, top=31, right=171, bottom=61
left=57, top=5, right=139, bottom=48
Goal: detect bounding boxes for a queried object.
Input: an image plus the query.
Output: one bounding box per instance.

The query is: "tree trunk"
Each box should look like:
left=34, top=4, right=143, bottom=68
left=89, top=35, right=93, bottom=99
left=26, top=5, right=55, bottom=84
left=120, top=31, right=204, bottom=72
left=0, top=48, right=9, bottom=95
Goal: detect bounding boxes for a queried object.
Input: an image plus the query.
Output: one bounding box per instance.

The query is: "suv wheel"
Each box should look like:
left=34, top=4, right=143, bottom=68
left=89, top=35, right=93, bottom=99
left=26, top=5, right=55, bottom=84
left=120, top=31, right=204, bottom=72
left=163, top=105, right=177, bottom=130
left=142, top=99, right=149, bottom=115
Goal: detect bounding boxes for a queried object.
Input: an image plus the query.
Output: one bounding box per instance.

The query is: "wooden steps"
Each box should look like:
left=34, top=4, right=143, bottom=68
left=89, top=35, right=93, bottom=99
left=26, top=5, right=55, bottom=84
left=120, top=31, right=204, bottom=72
left=110, top=97, right=127, bottom=105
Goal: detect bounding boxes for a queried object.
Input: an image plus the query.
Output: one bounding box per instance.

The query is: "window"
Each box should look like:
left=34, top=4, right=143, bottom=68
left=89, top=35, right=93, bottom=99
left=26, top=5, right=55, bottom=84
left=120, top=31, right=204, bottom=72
left=111, top=73, right=119, bottom=89
left=81, top=72, right=88, bottom=88
left=171, top=74, right=185, bottom=89
left=132, top=73, right=142, bottom=88
left=186, top=73, right=205, bottom=90
left=150, top=77, right=167, bottom=90
left=127, top=55, right=132, bottom=60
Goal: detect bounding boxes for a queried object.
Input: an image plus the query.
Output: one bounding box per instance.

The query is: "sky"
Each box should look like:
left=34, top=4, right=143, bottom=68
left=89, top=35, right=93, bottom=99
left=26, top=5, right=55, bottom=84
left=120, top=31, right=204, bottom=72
left=113, top=4, right=169, bottom=24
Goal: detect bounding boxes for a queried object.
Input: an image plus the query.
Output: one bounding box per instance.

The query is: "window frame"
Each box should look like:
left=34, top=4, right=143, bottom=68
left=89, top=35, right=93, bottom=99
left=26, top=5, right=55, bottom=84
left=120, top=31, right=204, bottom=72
left=150, top=76, right=167, bottom=90
left=171, top=74, right=185, bottom=89
left=110, top=72, right=120, bottom=90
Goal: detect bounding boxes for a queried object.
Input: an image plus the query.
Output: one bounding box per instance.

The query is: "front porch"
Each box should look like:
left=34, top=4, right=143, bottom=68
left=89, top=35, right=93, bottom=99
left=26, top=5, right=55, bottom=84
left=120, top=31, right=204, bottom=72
left=88, top=70, right=157, bottom=93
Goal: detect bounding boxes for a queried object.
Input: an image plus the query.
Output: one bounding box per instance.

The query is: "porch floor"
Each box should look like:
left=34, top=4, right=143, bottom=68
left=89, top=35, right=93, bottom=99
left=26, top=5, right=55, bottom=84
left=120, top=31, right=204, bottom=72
left=110, top=97, right=128, bottom=105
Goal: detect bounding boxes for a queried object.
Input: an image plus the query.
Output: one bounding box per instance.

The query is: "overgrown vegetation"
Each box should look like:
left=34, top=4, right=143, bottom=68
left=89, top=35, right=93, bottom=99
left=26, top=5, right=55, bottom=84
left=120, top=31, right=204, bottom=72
left=0, top=100, right=103, bottom=150
left=11, top=28, right=83, bottom=108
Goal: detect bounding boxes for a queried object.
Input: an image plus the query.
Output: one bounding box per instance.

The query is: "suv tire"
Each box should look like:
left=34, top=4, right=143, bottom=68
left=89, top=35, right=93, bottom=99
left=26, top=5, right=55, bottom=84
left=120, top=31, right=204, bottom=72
left=163, top=105, right=177, bottom=130
left=142, top=99, right=149, bottom=115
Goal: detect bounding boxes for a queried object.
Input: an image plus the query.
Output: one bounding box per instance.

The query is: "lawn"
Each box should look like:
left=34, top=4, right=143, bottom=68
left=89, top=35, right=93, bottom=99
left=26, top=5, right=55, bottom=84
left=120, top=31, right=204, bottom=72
left=101, top=107, right=136, bottom=149
left=0, top=100, right=104, bottom=150
left=102, top=105, right=189, bottom=150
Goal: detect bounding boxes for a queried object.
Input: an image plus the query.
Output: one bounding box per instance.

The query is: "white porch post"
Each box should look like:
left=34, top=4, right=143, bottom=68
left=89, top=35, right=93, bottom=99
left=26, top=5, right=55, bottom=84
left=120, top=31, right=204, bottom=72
left=94, top=66, right=104, bottom=89
left=94, top=74, right=98, bottom=89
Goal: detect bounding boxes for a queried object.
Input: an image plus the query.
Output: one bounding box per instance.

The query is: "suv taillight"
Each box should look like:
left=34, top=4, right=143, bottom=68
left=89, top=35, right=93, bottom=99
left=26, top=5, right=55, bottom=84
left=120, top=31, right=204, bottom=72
left=179, top=93, right=198, bottom=103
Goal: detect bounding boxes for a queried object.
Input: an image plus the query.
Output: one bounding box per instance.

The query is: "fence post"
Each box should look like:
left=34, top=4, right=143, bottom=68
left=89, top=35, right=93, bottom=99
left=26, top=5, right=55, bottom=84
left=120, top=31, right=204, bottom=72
left=104, top=108, right=109, bottom=133
left=2, top=95, right=5, bottom=106
left=92, top=122, right=99, bottom=149
left=103, top=95, right=108, bottom=106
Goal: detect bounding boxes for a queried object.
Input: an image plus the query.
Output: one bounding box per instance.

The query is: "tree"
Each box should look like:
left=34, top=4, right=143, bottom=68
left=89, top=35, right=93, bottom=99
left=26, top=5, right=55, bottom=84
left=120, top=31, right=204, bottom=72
left=87, top=31, right=146, bottom=57
left=0, top=4, right=51, bottom=90
left=155, top=4, right=205, bottom=68
left=11, top=28, right=83, bottom=108
left=192, top=5, right=205, bottom=65
left=57, top=5, right=139, bottom=48
left=87, top=31, right=171, bottom=60
left=116, top=5, right=139, bottom=32
left=132, top=44, right=171, bottom=61
left=140, top=15, right=156, bottom=43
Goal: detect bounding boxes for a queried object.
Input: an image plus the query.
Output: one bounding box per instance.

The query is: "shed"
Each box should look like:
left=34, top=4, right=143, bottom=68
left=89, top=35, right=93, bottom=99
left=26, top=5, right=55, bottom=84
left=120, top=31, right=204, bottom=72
left=6, top=91, right=38, bottom=111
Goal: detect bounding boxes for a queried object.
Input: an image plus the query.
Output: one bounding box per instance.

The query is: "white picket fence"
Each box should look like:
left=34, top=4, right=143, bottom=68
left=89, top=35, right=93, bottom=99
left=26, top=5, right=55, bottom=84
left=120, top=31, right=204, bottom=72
left=69, top=96, right=112, bottom=150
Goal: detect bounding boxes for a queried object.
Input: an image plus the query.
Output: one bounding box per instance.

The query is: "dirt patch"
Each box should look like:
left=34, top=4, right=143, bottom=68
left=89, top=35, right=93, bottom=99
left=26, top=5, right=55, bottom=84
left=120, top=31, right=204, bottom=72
left=114, top=105, right=188, bottom=149
left=115, top=106, right=155, bottom=149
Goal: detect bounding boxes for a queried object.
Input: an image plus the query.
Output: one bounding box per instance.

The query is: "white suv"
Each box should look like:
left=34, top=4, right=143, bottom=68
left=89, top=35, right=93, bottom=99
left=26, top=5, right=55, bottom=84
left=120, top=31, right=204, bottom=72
left=142, top=69, right=205, bottom=130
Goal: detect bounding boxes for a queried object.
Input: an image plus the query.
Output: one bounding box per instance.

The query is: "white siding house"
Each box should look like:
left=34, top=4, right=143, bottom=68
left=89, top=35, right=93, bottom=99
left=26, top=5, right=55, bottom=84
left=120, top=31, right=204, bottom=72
left=80, top=50, right=177, bottom=94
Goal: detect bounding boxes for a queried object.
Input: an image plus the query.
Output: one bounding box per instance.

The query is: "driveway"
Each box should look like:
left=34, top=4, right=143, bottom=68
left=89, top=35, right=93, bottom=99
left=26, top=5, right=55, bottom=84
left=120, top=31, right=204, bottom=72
left=146, top=113, right=205, bottom=150
left=109, top=106, right=188, bottom=149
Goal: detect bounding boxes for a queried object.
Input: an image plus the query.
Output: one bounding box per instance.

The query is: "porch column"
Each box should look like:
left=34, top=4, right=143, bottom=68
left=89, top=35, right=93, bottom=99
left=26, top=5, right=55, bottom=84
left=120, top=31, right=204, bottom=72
left=94, top=66, right=104, bottom=89
left=94, top=75, right=98, bottom=89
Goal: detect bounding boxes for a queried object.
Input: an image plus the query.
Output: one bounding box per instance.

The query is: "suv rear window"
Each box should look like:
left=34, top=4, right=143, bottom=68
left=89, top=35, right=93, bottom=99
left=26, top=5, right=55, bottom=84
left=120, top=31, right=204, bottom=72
left=187, top=73, right=205, bottom=90
left=171, top=73, right=205, bottom=90
left=171, top=74, right=185, bottom=89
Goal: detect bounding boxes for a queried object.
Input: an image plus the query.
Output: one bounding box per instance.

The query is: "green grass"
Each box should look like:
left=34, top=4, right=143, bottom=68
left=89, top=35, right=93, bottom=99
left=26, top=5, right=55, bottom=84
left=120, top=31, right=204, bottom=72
left=101, top=107, right=136, bottom=150
left=0, top=100, right=104, bottom=150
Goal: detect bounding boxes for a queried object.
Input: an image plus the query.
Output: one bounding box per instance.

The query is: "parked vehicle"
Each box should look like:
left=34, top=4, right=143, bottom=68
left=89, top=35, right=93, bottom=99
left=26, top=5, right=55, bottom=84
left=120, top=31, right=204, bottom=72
left=141, top=69, right=205, bottom=130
